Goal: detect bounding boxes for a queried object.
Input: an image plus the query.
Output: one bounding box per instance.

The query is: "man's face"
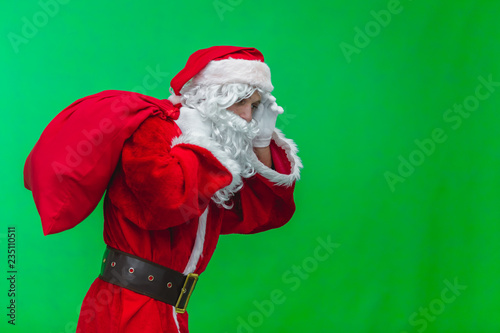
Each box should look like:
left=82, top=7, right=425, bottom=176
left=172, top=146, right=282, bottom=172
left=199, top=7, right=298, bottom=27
left=226, top=91, right=261, bottom=123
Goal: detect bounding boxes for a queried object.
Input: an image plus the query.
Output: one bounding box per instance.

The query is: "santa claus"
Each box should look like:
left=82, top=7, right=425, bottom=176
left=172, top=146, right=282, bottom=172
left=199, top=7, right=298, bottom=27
left=25, top=46, right=301, bottom=332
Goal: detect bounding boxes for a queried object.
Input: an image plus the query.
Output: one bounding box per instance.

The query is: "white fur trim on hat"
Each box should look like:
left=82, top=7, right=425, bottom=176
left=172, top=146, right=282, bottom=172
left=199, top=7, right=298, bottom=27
left=191, top=58, right=274, bottom=92
left=251, top=128, right=302, bottom=186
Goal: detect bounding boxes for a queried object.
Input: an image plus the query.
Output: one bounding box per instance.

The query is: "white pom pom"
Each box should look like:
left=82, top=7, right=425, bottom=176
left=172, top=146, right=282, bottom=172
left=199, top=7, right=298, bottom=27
left=168, top=94, right=182, bottom=105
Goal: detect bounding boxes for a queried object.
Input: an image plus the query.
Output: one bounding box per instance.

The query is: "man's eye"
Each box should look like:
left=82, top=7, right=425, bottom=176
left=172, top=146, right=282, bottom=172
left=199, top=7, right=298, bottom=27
left=251, top=104, right=259, bottom=111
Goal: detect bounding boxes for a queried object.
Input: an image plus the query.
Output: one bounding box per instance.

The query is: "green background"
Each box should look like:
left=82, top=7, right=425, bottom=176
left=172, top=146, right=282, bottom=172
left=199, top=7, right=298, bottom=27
left=2, top=0, right=500, bottom=332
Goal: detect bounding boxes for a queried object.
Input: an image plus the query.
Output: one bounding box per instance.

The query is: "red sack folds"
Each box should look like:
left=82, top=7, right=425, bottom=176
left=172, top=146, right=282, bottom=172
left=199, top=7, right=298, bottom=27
left=24, top=90, right=181, bottom=235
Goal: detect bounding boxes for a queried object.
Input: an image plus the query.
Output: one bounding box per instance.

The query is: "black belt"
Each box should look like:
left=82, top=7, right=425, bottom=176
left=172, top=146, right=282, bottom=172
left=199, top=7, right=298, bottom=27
left=99, top=246, right=198, bottom=313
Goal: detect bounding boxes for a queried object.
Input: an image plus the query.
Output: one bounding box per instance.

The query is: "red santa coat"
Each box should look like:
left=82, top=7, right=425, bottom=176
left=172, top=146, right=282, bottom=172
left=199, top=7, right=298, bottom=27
left=76, top=111, right=301, bottom=332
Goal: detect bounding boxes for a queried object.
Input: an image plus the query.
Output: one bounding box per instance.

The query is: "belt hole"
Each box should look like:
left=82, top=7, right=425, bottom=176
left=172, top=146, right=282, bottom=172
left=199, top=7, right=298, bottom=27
left=111, top=262, right=116, bottom=267
left=148, top=275, right=154, bottom=281
left=167, top=282, right=172, bottom=288
left=129, top=267, right=135, bottom=273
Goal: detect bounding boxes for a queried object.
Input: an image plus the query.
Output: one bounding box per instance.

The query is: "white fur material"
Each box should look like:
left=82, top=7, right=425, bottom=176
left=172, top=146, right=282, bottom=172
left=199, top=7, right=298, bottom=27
left=172, top=306, right=181, bottom=332
left=174, top=106, right=212, bottom=138
left=251, top=129, right=302, bottom=186
left=183, top=207, right=208, bottom=275
left=168, top=94, right=182, bottom=105
left=191, top=58, right=274, bottom=92
left=171, top=134, right=243, bottom=196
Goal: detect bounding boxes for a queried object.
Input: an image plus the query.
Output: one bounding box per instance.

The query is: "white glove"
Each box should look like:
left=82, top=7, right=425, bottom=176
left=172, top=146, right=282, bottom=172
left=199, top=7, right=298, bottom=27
left=253, top=95, right=284, bottom=147
left=175, top=106, right=212, bottom=137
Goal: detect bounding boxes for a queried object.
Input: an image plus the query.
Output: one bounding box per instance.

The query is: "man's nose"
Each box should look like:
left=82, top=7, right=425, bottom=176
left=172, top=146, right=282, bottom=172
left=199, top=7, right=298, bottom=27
left=239, top=106, right=253, bottom=122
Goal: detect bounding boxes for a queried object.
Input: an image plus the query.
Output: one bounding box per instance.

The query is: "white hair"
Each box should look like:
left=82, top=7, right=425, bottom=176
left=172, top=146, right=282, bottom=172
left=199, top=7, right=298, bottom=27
left=180, top=82, right=270, bottom=208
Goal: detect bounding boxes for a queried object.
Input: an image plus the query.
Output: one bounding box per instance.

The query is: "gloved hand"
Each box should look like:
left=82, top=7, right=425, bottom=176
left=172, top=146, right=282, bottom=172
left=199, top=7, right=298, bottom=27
left=176, top=106, right=212, bottom=138
left=252, top=94, right=284, bottom=147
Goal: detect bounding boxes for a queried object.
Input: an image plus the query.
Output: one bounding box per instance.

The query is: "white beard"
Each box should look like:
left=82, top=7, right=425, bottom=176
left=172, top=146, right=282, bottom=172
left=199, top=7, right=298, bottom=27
left=205, top=108, right=259, bottom=207
left=176, top=83, right=263, bottom=208
left=210, top=110, right=259, bottom=175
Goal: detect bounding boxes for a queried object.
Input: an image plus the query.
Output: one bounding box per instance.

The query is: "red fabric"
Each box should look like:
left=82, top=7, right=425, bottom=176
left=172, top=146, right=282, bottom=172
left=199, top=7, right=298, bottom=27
left=76, top=116, right=296, bottom=332
left=76, top=279, right=187, bottom=332
left=23, top=91, right=181, bottom=236
left=170, top=46, right=265, bottom=95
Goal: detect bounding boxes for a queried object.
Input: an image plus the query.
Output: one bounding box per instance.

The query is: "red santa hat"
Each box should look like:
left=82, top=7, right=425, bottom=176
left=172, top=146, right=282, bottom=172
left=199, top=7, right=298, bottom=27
left=170, top=46, right=274, bottom=100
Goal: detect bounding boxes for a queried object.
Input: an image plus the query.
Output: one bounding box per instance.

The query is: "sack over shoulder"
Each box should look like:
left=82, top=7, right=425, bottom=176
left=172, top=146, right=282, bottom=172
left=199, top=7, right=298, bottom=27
left=24, top=90, right=180, bottom=235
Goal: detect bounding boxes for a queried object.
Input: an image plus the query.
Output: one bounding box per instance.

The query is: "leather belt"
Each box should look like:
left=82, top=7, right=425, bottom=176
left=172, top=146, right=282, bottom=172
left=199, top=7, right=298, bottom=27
left=99, top=246, right=198, bottom=313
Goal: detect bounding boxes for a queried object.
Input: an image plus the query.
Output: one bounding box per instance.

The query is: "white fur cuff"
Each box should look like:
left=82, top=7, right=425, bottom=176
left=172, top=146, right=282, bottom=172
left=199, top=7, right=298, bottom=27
left=251, top=129, right=302, bottom=186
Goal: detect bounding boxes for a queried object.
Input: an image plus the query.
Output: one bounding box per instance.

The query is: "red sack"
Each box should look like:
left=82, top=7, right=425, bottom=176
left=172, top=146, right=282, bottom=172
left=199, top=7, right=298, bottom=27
left=24, top=90, right=180, bottom=235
